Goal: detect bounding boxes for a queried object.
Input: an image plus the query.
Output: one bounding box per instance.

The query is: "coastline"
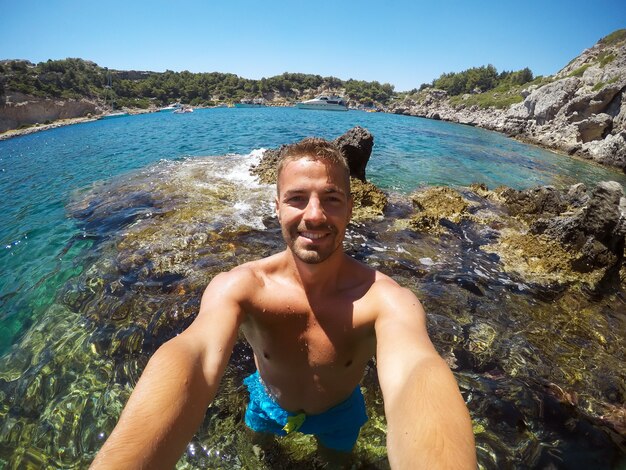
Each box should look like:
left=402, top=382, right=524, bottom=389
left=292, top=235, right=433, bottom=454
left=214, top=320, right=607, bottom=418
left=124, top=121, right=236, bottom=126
left=0, top=116, right=99, bottom=141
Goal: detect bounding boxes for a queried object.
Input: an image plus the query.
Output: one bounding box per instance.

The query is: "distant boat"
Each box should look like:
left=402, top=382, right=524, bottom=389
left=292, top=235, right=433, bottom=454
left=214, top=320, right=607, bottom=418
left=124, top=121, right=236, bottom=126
left=173, top=105, right=193, bottom=114
left=159, top=103, right=181, bottom=112
left=99, top=111, right=128, bottom=120
left=296, top=95, right=348, bottom=111
left=101, top=70, right=128, bottom=119
left=235, top=98, right=266, bottom=108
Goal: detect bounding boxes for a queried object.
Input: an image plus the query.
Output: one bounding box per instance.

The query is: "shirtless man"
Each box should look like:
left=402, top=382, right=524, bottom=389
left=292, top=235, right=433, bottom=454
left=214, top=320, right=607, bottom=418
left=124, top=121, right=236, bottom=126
left=91, top=138, right=476, bottom=469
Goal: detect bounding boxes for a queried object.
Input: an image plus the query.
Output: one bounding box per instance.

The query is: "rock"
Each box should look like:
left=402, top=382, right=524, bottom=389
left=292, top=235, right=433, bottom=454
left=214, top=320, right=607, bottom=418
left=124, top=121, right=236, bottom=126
left=460, top=180, right=626, bottom=292
left=528, top=181, right=625, bottom=286
left=577, top=113, right=613, bottom=143
left=332, top=126, right=374, bottom=182
left=496, top=186, right=566, bottom=217
left=566, top=183, right=589, bottom=208
left=250, top=145, right=283, bottom=185
left=581, top=132, right=626, bottom=168
left=408, top=186, right=473, bottom=233
left=509, top=78, right=580, bottom=124
left=580, top=181, right=624, bottom=244
left=350, top=178, right=387, bottom=221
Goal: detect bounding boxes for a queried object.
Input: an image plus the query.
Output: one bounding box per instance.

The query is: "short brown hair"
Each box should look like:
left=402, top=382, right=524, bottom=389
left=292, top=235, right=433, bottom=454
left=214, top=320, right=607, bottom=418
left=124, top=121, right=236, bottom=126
left=276, top=137, right=351, bottom=194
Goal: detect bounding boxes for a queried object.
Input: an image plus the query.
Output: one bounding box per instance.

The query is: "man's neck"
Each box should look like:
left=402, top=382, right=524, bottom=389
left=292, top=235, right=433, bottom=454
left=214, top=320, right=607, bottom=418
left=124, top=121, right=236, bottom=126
left=284, top=248, right=346, bottom=296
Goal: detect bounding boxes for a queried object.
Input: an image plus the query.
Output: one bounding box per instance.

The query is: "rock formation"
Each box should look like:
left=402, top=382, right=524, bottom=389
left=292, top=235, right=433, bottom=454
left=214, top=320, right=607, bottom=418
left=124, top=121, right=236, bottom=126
left=0, top=92, right=98, bottom=132
left=389, top=30, right=626, bottom=172
left=404, top=181, right=626, bottom=292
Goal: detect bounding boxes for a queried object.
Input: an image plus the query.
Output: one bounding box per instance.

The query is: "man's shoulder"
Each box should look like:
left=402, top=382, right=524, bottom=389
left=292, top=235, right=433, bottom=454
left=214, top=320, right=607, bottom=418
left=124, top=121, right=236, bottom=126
left=344, top=256, right=401, bottom=290
left=205, top=252, right=285, bottom=298
left=355, top=263, right=418, bottom=308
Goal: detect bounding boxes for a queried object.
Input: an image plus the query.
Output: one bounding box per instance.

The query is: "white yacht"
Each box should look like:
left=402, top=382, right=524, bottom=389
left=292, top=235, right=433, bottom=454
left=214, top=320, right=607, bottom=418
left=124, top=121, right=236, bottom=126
left=158, top=103, right=181, bottom=112
left=296, top=95, right=348, bottom=111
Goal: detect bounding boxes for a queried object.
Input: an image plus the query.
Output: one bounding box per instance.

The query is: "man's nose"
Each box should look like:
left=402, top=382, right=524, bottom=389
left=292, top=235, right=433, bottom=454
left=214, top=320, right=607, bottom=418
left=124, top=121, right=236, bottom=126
left=303, top=196, right=326, bottom=223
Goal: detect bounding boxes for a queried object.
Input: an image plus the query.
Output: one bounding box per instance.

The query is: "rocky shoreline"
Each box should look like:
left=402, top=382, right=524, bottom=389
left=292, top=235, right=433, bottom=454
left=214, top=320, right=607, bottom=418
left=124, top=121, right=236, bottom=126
left=389, top=33, right=626, bottom=173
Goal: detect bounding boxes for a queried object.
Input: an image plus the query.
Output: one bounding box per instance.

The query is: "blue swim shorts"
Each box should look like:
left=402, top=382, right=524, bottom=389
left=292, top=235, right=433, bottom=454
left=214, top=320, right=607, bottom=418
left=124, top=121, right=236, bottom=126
left=243, top=371, right=368, bottom=452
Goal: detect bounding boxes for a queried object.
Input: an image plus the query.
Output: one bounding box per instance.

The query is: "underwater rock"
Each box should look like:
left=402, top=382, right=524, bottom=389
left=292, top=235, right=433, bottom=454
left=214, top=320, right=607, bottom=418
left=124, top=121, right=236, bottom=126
left=408, top=186, right=475, bottom=233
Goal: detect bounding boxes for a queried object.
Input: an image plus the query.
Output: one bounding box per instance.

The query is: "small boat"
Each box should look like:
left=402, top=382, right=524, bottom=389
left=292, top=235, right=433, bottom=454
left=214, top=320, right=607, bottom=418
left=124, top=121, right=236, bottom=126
left=173, top=105, right=193, bottom=114
left=296, top=95, right=348, bottom=111
left=159, top=103, right=181, bottom=112
left=99, top=111, right=128, bottom=120
left=235, top=98, right=266, bottom=108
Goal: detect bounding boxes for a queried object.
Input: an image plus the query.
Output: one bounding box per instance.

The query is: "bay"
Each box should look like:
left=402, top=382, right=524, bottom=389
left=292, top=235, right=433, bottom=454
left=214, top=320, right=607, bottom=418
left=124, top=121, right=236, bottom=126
left=0, top=107, right=625, bottom=468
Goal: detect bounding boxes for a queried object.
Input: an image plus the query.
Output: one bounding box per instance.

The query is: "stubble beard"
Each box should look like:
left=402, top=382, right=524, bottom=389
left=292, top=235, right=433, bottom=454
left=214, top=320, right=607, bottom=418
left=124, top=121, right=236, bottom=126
left=283, top=223, right=342, bottom=264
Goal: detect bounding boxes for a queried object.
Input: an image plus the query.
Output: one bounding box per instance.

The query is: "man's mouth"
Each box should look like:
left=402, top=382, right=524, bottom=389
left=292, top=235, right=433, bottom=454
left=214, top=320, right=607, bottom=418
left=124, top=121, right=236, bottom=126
left=299, top=231, right=328, bottom=240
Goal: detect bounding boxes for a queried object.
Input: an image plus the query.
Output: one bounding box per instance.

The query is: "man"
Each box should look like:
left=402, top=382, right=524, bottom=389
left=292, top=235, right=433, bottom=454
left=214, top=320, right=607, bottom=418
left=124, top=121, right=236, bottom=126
left=91, top=138, right=476, bottom=469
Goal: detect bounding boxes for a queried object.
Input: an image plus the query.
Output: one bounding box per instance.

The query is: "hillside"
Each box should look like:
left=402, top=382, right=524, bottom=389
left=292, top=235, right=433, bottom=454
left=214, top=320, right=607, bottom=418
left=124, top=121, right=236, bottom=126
left=390, top=29, right=626, bottom=172
left=0, top=61, right=393, bottom=133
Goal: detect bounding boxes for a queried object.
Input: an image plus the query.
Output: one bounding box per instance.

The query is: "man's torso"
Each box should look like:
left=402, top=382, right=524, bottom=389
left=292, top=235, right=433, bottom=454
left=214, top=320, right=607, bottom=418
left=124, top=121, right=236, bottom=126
left=238, top=253, right=381, bottom=414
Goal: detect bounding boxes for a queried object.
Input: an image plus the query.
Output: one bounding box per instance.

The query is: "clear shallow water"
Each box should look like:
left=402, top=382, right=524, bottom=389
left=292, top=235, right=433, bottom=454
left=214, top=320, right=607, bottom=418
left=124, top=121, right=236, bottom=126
left=3, top=107, right=624, bottom=350
left=1, top=108, right=625, bottom=468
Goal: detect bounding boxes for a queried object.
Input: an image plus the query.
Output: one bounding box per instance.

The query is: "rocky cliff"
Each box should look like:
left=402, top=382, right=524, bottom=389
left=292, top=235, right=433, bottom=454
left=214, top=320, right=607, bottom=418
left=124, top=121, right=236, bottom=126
left=0, top=92, right=99, bottom=133
left=390, top=30, right=626, bottom=172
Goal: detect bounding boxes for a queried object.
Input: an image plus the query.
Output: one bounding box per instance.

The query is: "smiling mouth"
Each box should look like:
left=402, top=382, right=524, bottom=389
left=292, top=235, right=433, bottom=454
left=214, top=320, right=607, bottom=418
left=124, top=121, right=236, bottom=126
left=299, top=231, right=329, bottom=240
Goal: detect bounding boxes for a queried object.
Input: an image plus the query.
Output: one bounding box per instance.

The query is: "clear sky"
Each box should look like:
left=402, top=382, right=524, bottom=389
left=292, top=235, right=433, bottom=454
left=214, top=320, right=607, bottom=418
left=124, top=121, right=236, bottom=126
left=1, top=0, right=624, bottom=91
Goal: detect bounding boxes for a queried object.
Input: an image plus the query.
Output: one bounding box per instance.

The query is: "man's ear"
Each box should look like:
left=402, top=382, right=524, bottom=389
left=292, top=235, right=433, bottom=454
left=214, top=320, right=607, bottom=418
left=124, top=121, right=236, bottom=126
left=275, top=196, right=280, bottom=221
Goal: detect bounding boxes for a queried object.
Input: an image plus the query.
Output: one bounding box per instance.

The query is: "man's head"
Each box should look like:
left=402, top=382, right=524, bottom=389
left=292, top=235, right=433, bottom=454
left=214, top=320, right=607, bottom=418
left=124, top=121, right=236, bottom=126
left=275, top=138, right=353, bottom=264
left=276, top=138, right=351, bottom=196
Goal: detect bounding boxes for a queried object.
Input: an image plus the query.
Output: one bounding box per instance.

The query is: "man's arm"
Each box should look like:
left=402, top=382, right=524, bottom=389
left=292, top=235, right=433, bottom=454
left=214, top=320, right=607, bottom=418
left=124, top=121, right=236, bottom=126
left=90, top=270, right=248, bottom=469
left=374, top=281, right=476, bottom=469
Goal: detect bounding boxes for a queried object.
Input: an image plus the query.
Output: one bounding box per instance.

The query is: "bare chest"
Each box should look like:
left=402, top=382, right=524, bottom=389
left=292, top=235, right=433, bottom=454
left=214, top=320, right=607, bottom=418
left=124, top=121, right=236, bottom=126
left=241, top=292, right=376, bottom=370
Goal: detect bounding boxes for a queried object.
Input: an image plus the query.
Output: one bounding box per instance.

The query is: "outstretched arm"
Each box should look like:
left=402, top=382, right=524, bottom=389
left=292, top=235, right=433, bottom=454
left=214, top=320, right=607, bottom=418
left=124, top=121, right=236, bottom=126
left=90, top=271, right=246, bottom=469
left=374, top=282, right=476, bottom=469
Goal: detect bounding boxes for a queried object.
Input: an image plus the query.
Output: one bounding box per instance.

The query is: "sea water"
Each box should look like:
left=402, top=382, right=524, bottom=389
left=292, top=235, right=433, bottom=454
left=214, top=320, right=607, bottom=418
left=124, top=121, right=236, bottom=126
left=1, top=107, right=625, bottom=468
left=2, top=107, right=625, bottom=351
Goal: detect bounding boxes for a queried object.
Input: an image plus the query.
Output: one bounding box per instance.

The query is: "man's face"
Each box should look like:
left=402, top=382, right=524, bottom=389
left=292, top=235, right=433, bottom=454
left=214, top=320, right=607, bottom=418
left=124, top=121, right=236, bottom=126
left=276, top=158, right=352, bottom=264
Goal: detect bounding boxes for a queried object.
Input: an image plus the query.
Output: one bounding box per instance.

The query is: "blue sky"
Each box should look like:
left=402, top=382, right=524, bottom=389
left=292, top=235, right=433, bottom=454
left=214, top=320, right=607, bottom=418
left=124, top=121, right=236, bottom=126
left=1, top=0, right=624, bottom=91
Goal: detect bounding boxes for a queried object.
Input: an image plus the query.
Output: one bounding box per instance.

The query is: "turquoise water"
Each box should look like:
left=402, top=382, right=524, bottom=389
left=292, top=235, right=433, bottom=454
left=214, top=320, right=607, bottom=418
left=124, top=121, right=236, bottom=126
left=1, top=107, right=625, bottom=352
left=1, top=107, right=626, bottom=468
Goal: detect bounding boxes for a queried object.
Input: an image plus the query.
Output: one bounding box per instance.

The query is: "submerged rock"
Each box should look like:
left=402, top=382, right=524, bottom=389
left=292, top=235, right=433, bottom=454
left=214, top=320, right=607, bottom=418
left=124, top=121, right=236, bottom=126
left=404, top=181, right=625, bottom=292
left=408, top=186, right=475, bottom=233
